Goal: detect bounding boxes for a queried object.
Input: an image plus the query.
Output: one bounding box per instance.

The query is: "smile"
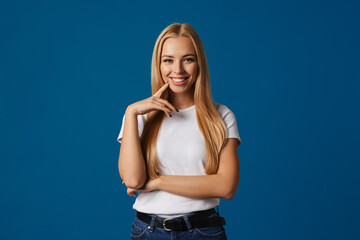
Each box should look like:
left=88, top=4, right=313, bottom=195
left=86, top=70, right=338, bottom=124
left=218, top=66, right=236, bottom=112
left=171, top=77, right=188, bottom=82
left=170, top=77, right=189, bottom=86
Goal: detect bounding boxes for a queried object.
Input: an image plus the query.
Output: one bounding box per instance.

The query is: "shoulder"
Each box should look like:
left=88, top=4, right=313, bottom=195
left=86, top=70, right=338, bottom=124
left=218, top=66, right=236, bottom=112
left=213, top=102, right=236, bottom=119
left=214, top=102, right=241, bottom=146
left=213, top=102, right=239, bottom=128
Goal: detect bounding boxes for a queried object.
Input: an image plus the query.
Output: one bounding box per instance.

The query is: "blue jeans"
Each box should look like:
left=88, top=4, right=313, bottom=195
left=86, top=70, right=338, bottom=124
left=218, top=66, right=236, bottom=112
left=130, top=211, right=227, bottom=240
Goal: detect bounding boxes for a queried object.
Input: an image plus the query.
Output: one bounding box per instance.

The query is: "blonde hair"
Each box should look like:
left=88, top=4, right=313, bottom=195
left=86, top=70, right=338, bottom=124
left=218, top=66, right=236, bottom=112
left=140, top=23, right=228, bottom=179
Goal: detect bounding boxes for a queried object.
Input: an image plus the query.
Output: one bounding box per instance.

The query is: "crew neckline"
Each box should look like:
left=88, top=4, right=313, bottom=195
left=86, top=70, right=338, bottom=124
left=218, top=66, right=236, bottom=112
left=176, top=104, right=195, bottom=112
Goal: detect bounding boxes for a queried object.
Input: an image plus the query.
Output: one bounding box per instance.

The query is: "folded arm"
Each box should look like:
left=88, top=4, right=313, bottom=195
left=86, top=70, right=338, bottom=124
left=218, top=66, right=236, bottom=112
left=128, top=138, right=241, bottom=199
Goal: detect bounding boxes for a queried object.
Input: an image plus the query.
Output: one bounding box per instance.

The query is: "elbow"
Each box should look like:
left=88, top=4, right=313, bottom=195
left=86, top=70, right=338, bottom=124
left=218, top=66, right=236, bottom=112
left=119, top=166, right=146, bottom=189
left=221, top=187, right=237, bottom=200
left=118, top=159, right=147, bottom=189
left=223, top=191, right=235, bottom=200
left=123, top=178, right=146, bottom=189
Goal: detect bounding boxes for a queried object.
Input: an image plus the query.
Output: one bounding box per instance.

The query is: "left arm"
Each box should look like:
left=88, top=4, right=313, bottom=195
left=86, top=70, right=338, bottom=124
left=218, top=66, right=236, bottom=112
left=127, top=138, right=240, bottom=200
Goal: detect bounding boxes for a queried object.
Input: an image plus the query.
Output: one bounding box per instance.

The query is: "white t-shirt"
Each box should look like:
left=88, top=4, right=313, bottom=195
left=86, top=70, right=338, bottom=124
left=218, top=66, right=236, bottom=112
left=117, top=103, right=241, bottom=217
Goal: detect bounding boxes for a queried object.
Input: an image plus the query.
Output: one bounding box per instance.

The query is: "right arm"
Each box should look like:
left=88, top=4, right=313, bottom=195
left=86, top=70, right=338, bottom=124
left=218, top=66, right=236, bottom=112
left=118, top=106, right=147, bottom=189
left=118, top=81, right=176, bottom=189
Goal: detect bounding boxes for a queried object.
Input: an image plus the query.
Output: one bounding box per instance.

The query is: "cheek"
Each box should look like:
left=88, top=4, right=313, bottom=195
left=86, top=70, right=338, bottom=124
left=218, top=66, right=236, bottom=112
left=160, top=65, right=170, bottom=76
left=189, top=64, right=198, bottom=77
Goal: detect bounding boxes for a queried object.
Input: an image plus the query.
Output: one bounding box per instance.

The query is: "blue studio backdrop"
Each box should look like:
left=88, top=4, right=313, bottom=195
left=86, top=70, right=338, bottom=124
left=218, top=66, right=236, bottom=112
left=1, top=0, right=359, bottom=239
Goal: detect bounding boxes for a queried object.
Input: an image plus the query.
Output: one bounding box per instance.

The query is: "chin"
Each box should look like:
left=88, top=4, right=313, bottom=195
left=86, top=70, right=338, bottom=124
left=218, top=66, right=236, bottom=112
left=169, top=87, right=186, bottom=93
left=170, top=85, right=195, bottom=94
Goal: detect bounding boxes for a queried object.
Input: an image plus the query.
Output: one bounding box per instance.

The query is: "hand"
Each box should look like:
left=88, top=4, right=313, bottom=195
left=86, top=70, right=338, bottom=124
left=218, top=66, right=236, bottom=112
left=122, top=180, right=137, bottom=197
left=127, top=81, right=177, bottom=118
left=126, top=187, right=137, bottom=197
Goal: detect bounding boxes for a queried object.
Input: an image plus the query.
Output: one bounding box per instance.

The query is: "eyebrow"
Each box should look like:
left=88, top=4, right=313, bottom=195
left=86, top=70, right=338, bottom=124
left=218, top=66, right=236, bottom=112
left=161, top=54, right=196, bottom=58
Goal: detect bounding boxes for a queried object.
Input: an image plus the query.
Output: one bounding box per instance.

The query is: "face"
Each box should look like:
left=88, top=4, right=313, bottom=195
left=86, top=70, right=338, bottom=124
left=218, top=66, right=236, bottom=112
left=160, top=37, right=198, bottom=94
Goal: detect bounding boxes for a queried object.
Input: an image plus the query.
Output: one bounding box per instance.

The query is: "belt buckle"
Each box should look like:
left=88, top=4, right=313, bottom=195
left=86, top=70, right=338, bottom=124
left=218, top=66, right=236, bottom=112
left=163, top=218, right=173, bottom=231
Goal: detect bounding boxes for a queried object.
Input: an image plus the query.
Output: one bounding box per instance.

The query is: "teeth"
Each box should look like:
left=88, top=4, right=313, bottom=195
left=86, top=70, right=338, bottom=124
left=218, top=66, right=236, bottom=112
left=172, top=78, right=187, bottom=82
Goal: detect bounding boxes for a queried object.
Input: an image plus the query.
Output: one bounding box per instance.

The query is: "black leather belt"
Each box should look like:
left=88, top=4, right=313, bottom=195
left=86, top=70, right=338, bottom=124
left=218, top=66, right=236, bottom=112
left=136, top=208, right=226, bottom=231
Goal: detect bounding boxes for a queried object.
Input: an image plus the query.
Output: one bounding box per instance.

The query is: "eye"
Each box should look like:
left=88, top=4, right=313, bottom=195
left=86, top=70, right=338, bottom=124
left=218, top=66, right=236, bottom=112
left=163, top=59, right=173, bottom=63
left=184, top=58, right=195, bottom=62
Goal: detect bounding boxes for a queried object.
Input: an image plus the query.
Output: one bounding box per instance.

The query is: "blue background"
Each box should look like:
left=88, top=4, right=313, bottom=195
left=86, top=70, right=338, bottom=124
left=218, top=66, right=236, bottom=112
left=1, top=0, right=359, bottom=239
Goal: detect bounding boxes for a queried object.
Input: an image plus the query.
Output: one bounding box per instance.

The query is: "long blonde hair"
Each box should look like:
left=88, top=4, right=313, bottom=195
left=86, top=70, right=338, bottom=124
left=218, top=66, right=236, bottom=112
left=140, top=23, right=228, bottom=179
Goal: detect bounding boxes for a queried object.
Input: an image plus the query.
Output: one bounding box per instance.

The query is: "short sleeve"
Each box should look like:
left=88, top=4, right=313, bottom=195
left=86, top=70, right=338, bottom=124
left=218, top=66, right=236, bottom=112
left=116, top=113, right=147, bottom=143
left=216, top=104, right=242, bottom=147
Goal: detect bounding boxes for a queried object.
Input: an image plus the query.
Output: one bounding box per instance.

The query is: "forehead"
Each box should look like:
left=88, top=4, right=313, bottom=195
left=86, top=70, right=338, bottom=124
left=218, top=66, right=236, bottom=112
left=162, top=37, right=196, bottom=56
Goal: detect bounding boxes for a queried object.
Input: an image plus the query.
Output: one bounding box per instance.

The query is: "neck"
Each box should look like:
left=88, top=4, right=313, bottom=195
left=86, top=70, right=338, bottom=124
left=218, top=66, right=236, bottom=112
left=168, top=89, right=195, bottom=110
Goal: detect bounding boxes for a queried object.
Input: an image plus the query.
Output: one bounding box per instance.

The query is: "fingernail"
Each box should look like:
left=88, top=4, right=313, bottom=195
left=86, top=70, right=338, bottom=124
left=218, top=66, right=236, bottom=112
left=166, top=81, right=169, bottom=83
left=176, top=109, right=179, bottom=112
left=170, top=114, right=172, bottom=117
left=169, top=108, right=173, bottom=112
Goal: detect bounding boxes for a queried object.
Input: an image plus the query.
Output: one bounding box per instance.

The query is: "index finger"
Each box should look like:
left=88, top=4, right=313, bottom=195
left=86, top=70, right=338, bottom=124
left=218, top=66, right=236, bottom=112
left=153, top=81, right=170, bottom=98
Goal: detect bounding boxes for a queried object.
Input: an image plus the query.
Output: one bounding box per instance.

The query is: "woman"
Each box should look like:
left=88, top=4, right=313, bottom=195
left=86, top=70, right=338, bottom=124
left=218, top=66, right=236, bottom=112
left=117, top=23, right=241, bottom=240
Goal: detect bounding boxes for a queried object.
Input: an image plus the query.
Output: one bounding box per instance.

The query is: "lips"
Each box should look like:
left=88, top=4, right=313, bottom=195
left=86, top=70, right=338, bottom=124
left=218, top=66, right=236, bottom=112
left=171, top=77, right=188, bottom=82
left=170, top=77, right=189, bottom=86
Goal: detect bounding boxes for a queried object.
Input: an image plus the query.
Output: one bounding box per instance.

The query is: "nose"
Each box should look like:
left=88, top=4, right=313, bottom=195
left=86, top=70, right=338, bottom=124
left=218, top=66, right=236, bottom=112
left=173, top=60, right=184, bottom=74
